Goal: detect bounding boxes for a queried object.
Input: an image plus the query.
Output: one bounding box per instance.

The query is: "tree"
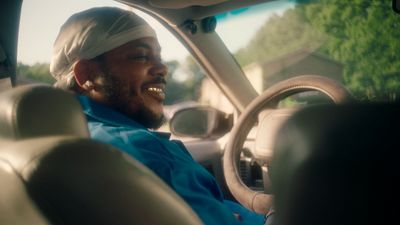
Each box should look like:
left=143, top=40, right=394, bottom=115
left=235, top=8, right=326, bottom=67
left=300, top=0, right=400, bottom=101
left=164, top=57, right=205, bottom=105
left=17, top=62, right=55, bottom=84
left=235, top=0, right=400, bottom=101
left=164, top=60, right=186, bottom=104
left=16, top=59, right=203, bottom=104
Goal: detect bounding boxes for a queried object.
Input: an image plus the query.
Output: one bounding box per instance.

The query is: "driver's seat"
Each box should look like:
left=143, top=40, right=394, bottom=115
left=0, top=85, right=203, bottom=225
left=271, top=103, right=399, bottom=225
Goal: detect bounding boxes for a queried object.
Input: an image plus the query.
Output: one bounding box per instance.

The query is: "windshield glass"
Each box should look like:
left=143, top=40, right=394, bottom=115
left=216, top=0, right=400, bottom=102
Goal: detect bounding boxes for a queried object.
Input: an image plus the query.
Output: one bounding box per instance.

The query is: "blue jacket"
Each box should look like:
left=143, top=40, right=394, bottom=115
left=78, top=96, right=264, bottom=225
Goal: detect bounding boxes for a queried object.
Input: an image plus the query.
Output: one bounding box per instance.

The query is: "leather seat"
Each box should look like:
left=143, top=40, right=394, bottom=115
left=271, top=103, right=399, bottom=225
left=0, top=85, right=203, bottom=225
left=0, top=84, right=89, bottom=142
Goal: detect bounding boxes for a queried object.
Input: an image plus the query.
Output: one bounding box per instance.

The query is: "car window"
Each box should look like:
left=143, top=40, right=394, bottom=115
left=17, top=0, right=218, bottom=130
left=216, top=0, right=400, bottom=104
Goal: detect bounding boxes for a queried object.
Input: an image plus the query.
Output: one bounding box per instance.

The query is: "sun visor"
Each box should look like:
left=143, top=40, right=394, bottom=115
left=149, top=0, right=228, bottom=9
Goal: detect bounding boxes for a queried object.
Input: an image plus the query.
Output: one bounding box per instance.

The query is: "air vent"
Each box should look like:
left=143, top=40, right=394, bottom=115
left=239, top=158, right=252, bottom=186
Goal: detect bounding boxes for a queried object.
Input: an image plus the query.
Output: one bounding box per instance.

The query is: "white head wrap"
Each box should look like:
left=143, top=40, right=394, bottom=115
left=50, top=7, right=157, bottom=88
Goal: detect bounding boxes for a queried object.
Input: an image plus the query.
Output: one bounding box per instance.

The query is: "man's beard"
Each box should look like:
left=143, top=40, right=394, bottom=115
left=98, top=74, right=166, bottom=129
left=130, top=105, right=166, bottom=129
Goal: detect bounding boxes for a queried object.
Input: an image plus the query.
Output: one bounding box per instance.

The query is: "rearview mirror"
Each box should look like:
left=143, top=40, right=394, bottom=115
left=169, top=106, right=233, bottom=138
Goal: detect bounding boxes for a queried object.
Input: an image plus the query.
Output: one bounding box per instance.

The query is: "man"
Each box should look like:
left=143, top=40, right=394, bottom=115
left=50, top=7, right=265, bottom=225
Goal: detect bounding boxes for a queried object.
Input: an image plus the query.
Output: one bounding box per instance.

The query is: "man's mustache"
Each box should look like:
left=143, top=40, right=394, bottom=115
left=147, top=76, right=167, bottom=85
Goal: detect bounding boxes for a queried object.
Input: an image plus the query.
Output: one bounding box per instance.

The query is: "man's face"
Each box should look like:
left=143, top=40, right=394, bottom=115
left=90, top=37, right=168, bottom=129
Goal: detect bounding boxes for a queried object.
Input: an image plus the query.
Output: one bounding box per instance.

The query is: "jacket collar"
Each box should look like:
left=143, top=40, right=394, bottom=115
left=77, top=96, right=171, bottom=139
left=77, top=95, right=147, bottom=129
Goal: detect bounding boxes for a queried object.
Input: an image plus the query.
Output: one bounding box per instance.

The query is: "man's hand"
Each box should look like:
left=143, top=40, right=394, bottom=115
left=264, top=206, right=275, bottom=225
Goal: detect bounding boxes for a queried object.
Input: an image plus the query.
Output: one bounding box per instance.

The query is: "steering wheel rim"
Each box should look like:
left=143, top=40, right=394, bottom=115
left=223, top=75, right=353, bottom=214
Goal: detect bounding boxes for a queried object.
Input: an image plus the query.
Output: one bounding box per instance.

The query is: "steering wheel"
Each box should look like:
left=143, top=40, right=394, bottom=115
left=223, top=75, right=353, bottom=214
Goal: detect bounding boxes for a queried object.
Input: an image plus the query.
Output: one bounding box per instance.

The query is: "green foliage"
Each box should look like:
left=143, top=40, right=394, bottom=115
left=235, top=8, right=327, bottom=67
left=161, top=57, right=205, bottom=105
left=235, top=0, right=400, bottom=101
left=164, top=57, right=204, bottom=104
left=13, top=59, right=198, bottom=131
left=17, top=62, right=55, bottom=84
left=16, top=59, right=203, bottom=104
left=302, top=0, right=400, bottom=101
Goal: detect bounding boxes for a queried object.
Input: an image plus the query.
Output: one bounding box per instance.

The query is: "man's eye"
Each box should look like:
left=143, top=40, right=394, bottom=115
left=131, top=55, right=149, bottom=61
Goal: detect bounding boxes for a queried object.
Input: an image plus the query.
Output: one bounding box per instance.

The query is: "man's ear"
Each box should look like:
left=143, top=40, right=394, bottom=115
left=73, top=60, right=95, bottom=91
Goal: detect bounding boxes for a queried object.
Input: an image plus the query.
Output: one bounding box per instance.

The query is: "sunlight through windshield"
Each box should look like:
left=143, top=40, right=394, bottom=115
left=216, top=0, right=400, bottom=102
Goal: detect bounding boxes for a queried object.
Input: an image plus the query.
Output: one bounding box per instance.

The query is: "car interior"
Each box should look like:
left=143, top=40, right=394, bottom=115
left=0, top=85, right=203, bottom=225
left=1, top=0, right=399, bottom=224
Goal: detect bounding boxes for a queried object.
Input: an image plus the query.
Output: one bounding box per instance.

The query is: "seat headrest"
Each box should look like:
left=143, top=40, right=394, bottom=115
left=0, top=136, right=203, bottom=225
left=0, top=85, right=89, bottom=141
left=271, top=103, right=400, bottom=225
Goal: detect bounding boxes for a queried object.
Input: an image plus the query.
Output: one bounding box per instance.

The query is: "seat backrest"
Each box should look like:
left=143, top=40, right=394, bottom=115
left=0, top=85, right=203, bottom=225
left=0, top=160, right=49, bottom=225
left=0, top=85, right=89, bottom=143
left=271, top=103, right=399, bottom=225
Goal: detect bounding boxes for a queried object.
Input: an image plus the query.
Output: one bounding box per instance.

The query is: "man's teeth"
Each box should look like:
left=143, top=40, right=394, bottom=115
left=147, top=87, right=163, bottom=93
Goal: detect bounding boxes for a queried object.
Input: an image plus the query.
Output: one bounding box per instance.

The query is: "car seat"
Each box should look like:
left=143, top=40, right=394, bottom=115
left=271, top=103, right=399, bottom=225
left=0, top=85, right=203, bottom=225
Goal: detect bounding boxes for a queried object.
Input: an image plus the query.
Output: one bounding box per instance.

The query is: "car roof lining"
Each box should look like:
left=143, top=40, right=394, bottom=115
left=118, top=0, right=275, bottom=22
left=148, top=0, right=228, bottom=9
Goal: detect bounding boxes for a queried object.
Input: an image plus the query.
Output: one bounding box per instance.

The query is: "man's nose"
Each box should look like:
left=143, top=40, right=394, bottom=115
left=151, top=60, right=168, bottom=77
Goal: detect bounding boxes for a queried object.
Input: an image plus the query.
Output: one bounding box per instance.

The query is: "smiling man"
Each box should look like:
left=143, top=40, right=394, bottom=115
left=50, top=7, right=265, bottom=225
left=74, top=37, right=167, bottom=129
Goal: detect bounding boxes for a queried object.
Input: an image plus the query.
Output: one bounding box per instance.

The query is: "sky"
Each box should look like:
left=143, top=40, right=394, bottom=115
left=18, top=0, right=147, bottom=64
left=18, top=0, right=292, bottom=65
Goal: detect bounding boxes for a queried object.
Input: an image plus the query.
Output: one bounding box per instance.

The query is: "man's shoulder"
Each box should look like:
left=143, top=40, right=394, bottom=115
left=88, top=119, right=148, bottom=136
left=87, top=120, right=157, bottom=149
left=77, top=95, right=146, bottom=129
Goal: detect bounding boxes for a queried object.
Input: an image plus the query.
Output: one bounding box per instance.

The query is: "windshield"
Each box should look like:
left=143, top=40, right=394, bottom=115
left=216, top=0, right=400, bottom=102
